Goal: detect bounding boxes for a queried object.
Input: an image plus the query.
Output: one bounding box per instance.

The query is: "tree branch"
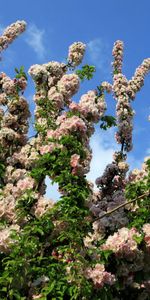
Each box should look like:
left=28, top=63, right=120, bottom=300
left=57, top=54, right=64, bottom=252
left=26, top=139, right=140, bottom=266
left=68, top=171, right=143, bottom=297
left=95, top=190, right=150, bottom=221
left=121, top=138, right=125, bottom=154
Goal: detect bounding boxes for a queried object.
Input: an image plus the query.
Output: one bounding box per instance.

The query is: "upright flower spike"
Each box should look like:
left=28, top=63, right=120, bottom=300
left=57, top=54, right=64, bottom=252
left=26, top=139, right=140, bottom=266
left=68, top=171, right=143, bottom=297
left=0, top=20, right=26, bottom=53
left=128, top=58, right=150, bottom=99
left=112, top=41, right=134, bottom=152
left=113, top=73, right=134, bottom=152
left=112, top=40, right=124, bottom=74
left=111, top=41, right=150, bottom=153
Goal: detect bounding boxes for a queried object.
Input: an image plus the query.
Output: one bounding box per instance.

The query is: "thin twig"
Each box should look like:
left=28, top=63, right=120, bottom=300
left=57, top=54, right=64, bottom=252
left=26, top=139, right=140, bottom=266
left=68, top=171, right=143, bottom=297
left=121, top=138, right=125, bottom=154
left=27, top=134, right=38, bottom=141
left=95, top=190, right=150, bottom=221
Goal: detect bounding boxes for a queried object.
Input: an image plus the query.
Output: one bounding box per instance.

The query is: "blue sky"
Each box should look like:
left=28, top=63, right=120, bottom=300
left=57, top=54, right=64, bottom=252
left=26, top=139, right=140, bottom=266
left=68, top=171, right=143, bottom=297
left=0, top=0, right=150, bottom=198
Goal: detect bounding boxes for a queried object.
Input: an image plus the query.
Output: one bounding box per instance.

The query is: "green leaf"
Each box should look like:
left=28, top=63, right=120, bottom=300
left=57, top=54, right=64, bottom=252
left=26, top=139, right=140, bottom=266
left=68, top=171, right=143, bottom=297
left=20, top=66, right=24, bottom=72
left=133, top=234, right=143, bottom=244
left=100, top=115, right=117, bottom=130
left=15, top=67, right=19, bottom=73
left=75, top=64, right=96, bottom=81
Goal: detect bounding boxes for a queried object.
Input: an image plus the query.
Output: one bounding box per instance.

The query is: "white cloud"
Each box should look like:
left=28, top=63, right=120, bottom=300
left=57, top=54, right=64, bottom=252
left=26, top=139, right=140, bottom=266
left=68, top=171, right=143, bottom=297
left=25, top=24, right=46, bottom=60
left=87, top=38, right=110, bottom=75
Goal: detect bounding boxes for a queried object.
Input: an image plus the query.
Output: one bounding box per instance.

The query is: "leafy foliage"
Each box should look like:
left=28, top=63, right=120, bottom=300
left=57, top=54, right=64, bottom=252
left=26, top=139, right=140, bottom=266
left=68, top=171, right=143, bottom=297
left=0, top=130, right=95, bottom=299
left=100, top=115, right=117, bottom=130
left=14, top=66, right=27, bottom=80
left=75, top=65, right=96, bottom=81
left=125, top=159, right=150, bottom=229
left=0, top=163, right=5, bottom=188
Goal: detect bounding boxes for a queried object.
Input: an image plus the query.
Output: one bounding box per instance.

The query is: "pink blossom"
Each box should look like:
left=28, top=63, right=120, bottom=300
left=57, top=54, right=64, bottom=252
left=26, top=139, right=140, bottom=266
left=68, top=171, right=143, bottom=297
left=39, top=144, right=54, bottom=155
left=68, top=42, right=86, bottom=66
left=85, top=263, right=116, bottom=288
left=0, top=20, right=26, bottom=52
left=70, top=154, right=80, bottom=168
left=17, top=177, right=35, bottom=191
left=57, top=74, right=80, bottom=99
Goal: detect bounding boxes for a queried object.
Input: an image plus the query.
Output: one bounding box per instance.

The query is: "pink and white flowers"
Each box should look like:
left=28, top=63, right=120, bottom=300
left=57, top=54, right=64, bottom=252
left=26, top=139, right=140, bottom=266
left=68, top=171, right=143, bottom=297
left=85, top=263, right=116, bottom=288
left=0, top=20, right=26, bottom=52
left=68, top=42, right=86, bottom=66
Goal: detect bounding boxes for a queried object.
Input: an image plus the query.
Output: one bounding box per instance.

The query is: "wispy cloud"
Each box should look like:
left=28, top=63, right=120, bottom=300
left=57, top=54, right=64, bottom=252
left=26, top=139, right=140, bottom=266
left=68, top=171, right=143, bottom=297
left=87, top=38, right=111, bottom=75
left=25, top=24, right=46, bottom=60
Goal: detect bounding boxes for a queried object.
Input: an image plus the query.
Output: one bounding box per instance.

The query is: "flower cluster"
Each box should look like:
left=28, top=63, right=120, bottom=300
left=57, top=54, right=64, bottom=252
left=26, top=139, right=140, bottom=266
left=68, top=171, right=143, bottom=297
left=127, top=156, right=150, bottom=183
left=0, top=20, right=26, bottom=52
left=111, top=42, right=150, bottom=152
left=0, top=73, right=30, bottom=159
left=0, top=171, right=37, bottom=224
left=28, top=61, right=66, bottom=87
left=128, top=58, right=150, bottom=99
left=69, top=90, right=106, bottom=124
left=143, top=223, right=150, bottom=250
left=0, top=225, right=20, bottom=253
left=113, top=73, right=134, bottom=151
left=102, top=227, right=141, bottom=259
left=83, top=220, right=105, bottom=249
left=57, top=73, right=80, bottom=99
left=7, top=137, right=39, bottom=169
left=47, top=114, right=87, bottom=140
left=29, top=62, right=80, bottom=134
left=34, top=196, right=54, bottom=218
left=112, top=40, right=124, bottom=73
left=68, top=42, right=86, bottom=67
left=101, top=81, right=112, bottom=93
left=0, top=194, right=16, bottom=223
left=79, top=90, right=106, bottom=123
left=89, top=153, right=129, bottom=233
left=85, top=263, right=116, bottom=288
left=100, top=226, right=145, bottom=282
left=48, top=86, right=64, bottom=109
left=70, top=154, right=80, bottom=175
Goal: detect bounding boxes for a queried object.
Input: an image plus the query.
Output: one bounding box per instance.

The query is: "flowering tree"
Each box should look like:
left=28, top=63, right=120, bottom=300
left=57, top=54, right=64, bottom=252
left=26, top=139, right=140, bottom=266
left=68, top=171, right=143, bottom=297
left=0, top=20, right=150, bottom=300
